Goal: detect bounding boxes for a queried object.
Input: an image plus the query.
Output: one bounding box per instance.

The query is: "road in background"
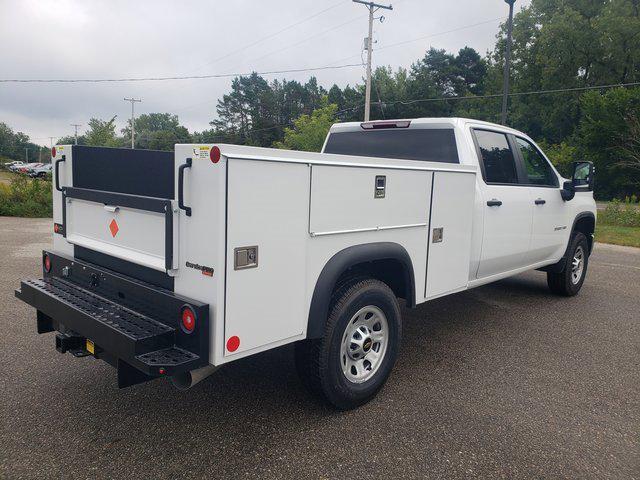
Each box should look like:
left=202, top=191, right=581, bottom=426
left=1, top=217, right=638, bottom=479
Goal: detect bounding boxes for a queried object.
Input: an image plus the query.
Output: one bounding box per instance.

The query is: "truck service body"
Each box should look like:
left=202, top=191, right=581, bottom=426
left=16, top=118, right=596, bottom=409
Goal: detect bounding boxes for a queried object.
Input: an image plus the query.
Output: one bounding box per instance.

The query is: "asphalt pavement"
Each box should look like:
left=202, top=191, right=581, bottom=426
left=1, top=217, right=638, bottom=479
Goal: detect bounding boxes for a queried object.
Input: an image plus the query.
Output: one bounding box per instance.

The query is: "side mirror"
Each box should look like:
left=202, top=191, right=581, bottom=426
left=561, top=180, right=575, bottom=201
left=572, top=161, right=594, bottom=191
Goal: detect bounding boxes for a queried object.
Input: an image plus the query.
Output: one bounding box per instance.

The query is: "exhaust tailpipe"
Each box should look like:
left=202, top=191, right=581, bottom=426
left=171, top=365, right=218, bottom=390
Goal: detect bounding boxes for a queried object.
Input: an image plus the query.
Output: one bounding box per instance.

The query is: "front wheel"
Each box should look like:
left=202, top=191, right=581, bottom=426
left=547, top=232, right=590, bottom=296
left=295, top=278, right=402, bottom=410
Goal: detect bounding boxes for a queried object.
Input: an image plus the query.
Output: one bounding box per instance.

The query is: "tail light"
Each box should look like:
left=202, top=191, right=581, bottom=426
left=43, top=253, right=51, bottom=273
left=210, top=145, right=221, bottom=163
left=51, top=147, right=56, bottom=158
left=181, top=306, right=196, bottom=333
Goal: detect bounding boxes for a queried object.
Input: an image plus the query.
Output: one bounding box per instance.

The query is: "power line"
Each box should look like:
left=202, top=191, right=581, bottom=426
left=244, top=14, right=367, bottom=67
left=326, top=16, right=506, bottom=66
left=371, top=81, right=640, bottom=107
left=212, top=81, right=640, bottom=140
left=377, top=17, right=506, bottom=52
left=0, top=63, right=363, bottom=84
left=188, top=0, right=349, bottom=74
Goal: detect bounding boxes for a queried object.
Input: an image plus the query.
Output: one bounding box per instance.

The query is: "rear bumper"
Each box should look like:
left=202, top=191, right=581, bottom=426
left=15, top=251, right=210, bottom=387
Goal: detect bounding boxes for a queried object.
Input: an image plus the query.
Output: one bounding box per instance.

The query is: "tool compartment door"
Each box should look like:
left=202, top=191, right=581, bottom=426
left=309, top=165, right=430, bottom=234
left=64, top=188, right=175, bottom=272
left=224, top=159, right=309, bottom=357
left=424, top=171, right=476, bottom=299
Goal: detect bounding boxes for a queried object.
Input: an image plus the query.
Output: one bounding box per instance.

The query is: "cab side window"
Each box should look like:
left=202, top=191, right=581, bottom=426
left=515, top=137, right=558, bottom=187
left=474, top=130, right=518, bottom=184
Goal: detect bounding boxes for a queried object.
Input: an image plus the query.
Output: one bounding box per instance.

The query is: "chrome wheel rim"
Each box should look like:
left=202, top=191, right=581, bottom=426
left=340, top=306, right=389, bottom=384
left=571, top=246, right=585, bottom=285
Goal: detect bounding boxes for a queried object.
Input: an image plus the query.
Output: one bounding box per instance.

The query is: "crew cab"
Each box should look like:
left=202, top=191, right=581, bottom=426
left=15, top=118, right=596, bottom=410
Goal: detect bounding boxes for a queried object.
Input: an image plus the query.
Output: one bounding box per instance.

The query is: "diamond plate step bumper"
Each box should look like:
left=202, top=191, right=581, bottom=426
left=15, top=252, right=211, bottom=386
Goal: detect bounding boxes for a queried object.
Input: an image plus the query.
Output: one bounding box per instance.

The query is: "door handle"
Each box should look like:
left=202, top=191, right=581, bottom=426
left=178, top=157, right=192, bottom=217
left=535, top=198, right=546, bottom=205
left=54, top=155, right=66, bottom=192
left=486, top=199, right=502, bottom=207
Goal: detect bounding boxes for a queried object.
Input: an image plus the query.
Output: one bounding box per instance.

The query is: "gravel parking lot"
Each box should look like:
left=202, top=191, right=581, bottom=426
left=1, top=216, right=638, bottom=479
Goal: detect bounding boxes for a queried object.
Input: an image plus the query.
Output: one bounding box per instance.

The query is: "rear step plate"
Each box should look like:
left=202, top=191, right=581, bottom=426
left=17, top=277, right=174, bottom=359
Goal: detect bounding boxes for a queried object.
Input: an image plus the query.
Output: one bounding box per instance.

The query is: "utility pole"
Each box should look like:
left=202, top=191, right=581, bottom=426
left=24, top=147, right=30, bottom=162
left=124, top=97, right=142, bottom=148
left=70, top=123, right=82, bottom=145
left=353, top=0, right=392, bottom=122
left=501, top=0, right=516, bottom=125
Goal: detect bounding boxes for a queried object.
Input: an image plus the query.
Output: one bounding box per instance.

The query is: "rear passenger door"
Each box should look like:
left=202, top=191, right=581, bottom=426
left=472, top=129, right=533, bottom=279
left=513, top=136, right=567, bottom=263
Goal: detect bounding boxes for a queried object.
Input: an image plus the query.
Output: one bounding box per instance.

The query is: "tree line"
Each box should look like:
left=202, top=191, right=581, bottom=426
left=1, top=0, right=638, bottom=198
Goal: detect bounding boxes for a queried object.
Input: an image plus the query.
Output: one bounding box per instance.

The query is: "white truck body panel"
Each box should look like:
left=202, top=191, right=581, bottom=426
left=425, top=171, right=476, bottom=299
left=65, top=198, right=169, bottom=272
left=309, top=165, right=430, bottom=235
left=225, top=159, right=309, bottom=356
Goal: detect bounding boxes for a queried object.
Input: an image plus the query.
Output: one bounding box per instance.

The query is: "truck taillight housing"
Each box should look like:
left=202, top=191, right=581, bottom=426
left=210, top=145, right=221, bottom=163
left=43, top=253, right=51, bottom=273
left=360, top=120, right=411, bottom=129
left=181, top=306, right=196, bottom=333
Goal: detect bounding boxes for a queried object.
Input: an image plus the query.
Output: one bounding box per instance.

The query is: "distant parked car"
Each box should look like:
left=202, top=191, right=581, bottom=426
left=29, top=164, right=52, bottom=178
left=4, top=161, right=24, bottom=171
left=16, top=162, right=43, bottom=174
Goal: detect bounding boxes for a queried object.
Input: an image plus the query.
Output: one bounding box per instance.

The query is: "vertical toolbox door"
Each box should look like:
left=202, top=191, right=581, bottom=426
left=224, top=159, right=309, bottom=357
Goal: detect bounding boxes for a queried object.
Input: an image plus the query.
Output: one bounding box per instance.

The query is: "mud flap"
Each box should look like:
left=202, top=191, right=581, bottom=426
left=117, top=359, right=156, bottom=388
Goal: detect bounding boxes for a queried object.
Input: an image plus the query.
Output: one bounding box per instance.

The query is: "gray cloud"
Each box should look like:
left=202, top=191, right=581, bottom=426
left=0, top=0, right=531, bottom=144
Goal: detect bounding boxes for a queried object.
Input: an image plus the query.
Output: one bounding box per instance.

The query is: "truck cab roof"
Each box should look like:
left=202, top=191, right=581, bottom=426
left=327, top=117, right=523, bottom=135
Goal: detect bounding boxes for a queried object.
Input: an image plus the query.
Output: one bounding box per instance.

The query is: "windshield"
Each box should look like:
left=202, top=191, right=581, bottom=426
left=323, top=128, right=459, bottom=163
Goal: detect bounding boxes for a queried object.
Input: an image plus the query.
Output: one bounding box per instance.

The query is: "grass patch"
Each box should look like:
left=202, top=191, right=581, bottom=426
left=0, top=171, right=17, bottom=185
left=0, top=175, right=52, bottom=217
left=595, top=224, right=640, bottom=248
left=598, top=200, right=640, bottom=227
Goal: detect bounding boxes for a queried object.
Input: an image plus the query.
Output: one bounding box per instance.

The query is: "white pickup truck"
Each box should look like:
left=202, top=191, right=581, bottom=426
left=16, top=117, right=596, bottom=410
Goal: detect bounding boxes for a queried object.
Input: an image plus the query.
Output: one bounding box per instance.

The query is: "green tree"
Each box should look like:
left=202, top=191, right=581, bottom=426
left=85, top=116, right=119, bottom=147
left=484, top=0, right=640, bottom=142
left=0, top=122, right=45, bottom=162
left=273, top=103, right=337, bottom=152
left=121, top=113, right=191, bottom=150
left=574, top=87, right=640, bottom=198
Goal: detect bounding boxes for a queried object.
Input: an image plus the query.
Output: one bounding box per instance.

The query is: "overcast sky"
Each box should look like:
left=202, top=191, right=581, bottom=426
left=0, top=0, right=531, bottom=145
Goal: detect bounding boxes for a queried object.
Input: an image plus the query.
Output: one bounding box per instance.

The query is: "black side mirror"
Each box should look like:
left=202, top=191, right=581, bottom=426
left=561, top=180, right=575, bottom=201
left=572, top=161, right=594, bottom=191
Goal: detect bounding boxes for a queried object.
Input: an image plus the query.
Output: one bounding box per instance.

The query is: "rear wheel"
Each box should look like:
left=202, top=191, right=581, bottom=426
left=295, top=278, right=401, bottom=410
left=547, top=232, right=589, bottom=296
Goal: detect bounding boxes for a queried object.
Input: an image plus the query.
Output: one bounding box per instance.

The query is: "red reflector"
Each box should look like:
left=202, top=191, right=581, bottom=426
left=43, top=254, right=51, bottom=273
left=226, top=335, right=240, bottom=352
left=181, top=307, right=196, bottom=333
left=51, top=147, right=56, bottom=158
left=109, top=219, right=119, bottom=237
left=53, top=223, right=59, bottom=233
left=210, top=146, right=221, bottom=163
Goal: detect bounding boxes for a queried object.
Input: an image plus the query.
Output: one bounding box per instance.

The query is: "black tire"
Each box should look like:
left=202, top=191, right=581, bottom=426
left=547, top=232, right=590, bottom=296
left=295, top=278, right=402, bottom=410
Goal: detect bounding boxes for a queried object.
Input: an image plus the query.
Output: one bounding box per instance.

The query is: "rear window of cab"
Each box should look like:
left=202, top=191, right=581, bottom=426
left=323, top=128, right=460, bottom=164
